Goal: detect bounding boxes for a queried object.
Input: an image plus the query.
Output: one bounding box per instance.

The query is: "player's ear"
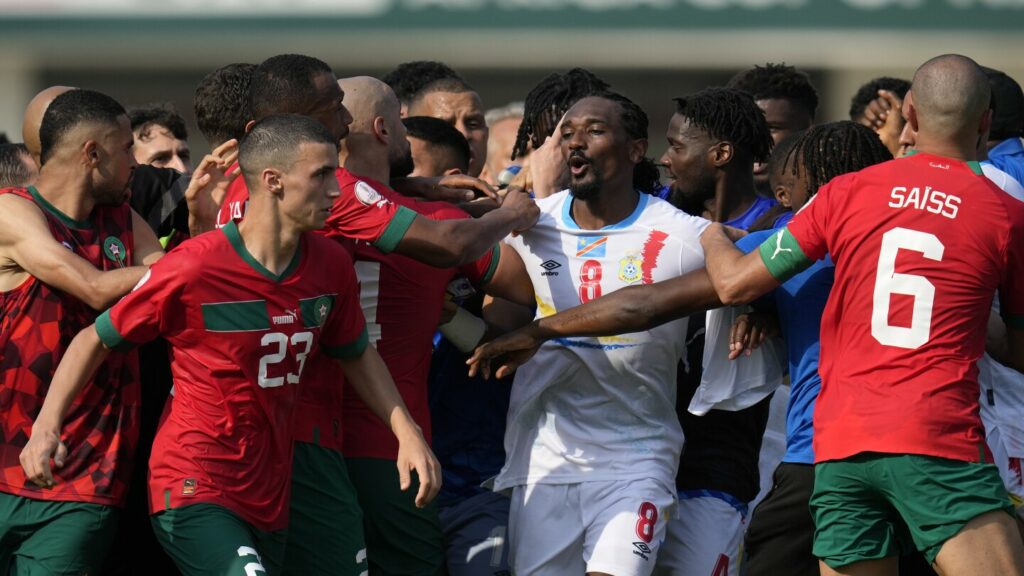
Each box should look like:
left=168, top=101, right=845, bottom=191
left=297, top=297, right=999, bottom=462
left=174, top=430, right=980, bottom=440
left=82, top=140, right=100, bottom=168
left=443, top=167, right=463, bottom=176
left=628, top=138, right=647, bottom=164
left=712, top=141, right=733, bottom=167
left=261, top=168, right=283, bottom=197
left=373, top=117, right=388, bottom=144
left=774, top=183, right=791, bottom=208
left=244, top=120, right=256, bottom=134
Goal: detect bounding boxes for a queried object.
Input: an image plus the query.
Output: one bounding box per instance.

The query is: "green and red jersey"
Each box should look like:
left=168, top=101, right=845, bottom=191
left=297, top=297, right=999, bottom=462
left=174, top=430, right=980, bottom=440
left=342, top=175, right=499, bottom=459
left=758, top=152, right=1024, bottom=464
left=0, top=186, right=139, bottom=507
left=95, top=221, right=367, bottom=531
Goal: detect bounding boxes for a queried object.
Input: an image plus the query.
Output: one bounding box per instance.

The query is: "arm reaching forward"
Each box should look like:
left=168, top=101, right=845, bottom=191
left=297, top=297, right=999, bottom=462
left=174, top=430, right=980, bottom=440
left=338, top=345, right=441, bottom=507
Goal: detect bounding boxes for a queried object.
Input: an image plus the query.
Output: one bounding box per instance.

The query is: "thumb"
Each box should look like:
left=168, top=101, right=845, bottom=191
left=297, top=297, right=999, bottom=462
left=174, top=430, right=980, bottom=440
left=54, top=441, right=68, bottom=468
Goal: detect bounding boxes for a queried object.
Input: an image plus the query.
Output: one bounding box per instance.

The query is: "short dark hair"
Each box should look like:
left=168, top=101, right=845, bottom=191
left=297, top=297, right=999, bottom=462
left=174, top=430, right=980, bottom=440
left=128, top=103, right=188, bottom=142
left=727, top=63, right=820, bottom=120
left=0, top=143, right=33, bottom=188
left=249, top=54, right=334, bottom=121
left=673, top=88, right=773, bottom=163
left=514, top=68, right=610, bottom=161
left=194, top=63, right=257, bottom=147
left=39, top=89, right=126, bottom=166
left=584, top=91, right=661, bottom=194
left=381, top=61, right=463, bottom=106
left=238, top=114, right=337, bottom=190
left=848, top=77, right=911, bottom=121
left=403, top=115, right=471, bottom=173
left=0, top=133, right=9, bottom=145
left=778, top=121, right=892, bottom=198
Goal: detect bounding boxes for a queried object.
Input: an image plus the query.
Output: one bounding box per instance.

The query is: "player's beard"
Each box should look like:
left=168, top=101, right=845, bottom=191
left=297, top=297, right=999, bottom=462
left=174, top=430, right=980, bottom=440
left=389, top=149, right=415, bottom=180
left=570, top=167, right=603, bottom=202
left=667, top=182, right=711, bottom=217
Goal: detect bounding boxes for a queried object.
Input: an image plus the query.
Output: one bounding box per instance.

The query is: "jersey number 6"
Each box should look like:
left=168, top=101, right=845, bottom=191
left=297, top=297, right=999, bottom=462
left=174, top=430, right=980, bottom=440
left=871, top=227, right=944, bottom=350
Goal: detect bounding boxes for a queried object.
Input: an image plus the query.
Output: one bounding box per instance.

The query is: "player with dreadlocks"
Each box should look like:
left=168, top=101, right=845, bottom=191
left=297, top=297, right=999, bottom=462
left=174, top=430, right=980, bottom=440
left=467, top=121, right=893, bottom=576
left=652, top=86, right=777, bottom=576
left=727, top=62, right=819, bottom=195
left=512, top=67, right=609, bottom=161
left=464, top=91, right=713, bottom=576
left=734, top=121, right=892, bottom=576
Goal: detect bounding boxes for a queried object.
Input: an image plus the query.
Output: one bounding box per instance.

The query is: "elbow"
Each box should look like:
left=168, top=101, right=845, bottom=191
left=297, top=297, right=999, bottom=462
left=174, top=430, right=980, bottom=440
left=715, top=277, right=756, bottom=307
left=83, top=281, right=112, bottom=311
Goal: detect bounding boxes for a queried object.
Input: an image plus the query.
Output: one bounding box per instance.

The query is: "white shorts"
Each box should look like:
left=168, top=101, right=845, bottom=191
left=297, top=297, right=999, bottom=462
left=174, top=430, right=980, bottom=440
left=653, top=495, right=745, bottom=576
left=986, top=425, right=1024, bottom=517
left=508, top=479, right=676, bottom=576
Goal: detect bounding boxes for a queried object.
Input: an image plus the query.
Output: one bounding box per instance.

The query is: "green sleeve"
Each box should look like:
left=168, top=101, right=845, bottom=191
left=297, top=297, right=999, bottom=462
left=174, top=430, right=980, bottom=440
left=372, top=206, right=418, bottom=254
left=757, top=227, right=814, bottom=284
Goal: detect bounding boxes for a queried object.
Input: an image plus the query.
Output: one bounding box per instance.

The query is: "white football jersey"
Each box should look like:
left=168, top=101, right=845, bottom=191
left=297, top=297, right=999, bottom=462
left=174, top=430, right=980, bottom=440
left=494, top=190, right=710, bottom=491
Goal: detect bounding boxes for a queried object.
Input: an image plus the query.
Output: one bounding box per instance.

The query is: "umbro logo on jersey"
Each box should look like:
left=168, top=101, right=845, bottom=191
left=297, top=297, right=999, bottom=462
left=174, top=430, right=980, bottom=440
left=632, top=541, right=652, bottom=561
left=272, top=310, right=298, bottom=326
left=540, top=260, right=562, bottom=276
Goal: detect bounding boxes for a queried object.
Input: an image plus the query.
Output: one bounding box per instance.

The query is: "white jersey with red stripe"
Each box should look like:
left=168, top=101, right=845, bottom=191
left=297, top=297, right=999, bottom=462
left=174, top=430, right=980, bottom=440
left=495, top=190, right=709, bottom=492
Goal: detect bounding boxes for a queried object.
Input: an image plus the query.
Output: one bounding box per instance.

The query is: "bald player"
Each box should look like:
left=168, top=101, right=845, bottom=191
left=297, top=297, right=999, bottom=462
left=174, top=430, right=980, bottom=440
left=698, top=54, right=1024, bottom=576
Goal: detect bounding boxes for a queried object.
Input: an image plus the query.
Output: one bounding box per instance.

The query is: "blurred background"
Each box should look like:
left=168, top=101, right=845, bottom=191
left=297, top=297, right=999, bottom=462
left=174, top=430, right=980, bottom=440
left=0, top=0, right=1021, bottom=157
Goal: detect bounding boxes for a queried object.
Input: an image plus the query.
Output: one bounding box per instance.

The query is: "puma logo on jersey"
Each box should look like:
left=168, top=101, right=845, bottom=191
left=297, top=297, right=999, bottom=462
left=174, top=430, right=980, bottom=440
left=770, top=230, right=793, bottom=260
left=272, top=310, right=298, bottom=325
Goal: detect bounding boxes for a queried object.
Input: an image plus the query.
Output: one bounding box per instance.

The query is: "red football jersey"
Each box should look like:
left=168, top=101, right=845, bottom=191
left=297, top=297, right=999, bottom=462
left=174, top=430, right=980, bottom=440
left=341, top=177, right=499, bottom=459
left=96, top=221, right=367, bottom=531
left=216, top=166, right=418, bottom=253
left=761, top=152, right=1024, bottom=463
left=0, top=186, right=139, bottom=507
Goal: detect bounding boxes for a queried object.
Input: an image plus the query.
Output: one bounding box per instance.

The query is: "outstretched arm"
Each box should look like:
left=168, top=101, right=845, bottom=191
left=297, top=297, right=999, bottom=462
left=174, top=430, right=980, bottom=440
left=468, top=267, right=722, bottom=380
left=21, top=325, right=111, bottom=487
left=0, top=195, right=148, bottom=310
left=394, top=190, right=539, bottom=268
left=702, top=222, right=783, bottom=306
left=338, top=346, right=441, bottom=507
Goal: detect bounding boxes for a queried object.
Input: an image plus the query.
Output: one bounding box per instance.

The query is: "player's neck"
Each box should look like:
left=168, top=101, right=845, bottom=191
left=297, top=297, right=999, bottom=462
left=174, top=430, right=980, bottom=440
left=339, top=147, right=389, bottom=185
left=712, top=172, right=758, bottom=223
left=32, top=168, right=96, bottom=223
left=235, top=204, right=302, bottom=277
left=913, top=134, right=980, bottom=163
left=571, top=185, right=639, bottom=230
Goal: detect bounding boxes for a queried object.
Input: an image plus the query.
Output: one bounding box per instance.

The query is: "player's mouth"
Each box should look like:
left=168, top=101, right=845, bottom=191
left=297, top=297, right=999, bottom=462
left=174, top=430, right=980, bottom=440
left=568, top=153, right=591, bottom=178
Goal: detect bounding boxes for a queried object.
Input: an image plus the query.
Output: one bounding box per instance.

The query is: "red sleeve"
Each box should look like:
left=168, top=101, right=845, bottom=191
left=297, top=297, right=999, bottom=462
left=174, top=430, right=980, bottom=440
left=95, top=249, right=194, bottom=350
left=215, top=163, right=248, bottom=229
left=317, top=240, right=369, bottom=359
left=324, top=173, right=417, bottom=254
left=786, top=175, right=848, bottom=262
left=411, top=200, right=500, bottom=286
left=999, top=202, right=1024, bottom=330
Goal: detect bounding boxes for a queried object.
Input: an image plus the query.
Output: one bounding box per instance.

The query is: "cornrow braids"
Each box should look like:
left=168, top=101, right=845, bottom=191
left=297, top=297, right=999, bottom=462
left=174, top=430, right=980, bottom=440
left=786, top=121, right=892, bottom=197
left=513, top=68, right=609, bottom=161
left=673, top=88, right=773, bottom=163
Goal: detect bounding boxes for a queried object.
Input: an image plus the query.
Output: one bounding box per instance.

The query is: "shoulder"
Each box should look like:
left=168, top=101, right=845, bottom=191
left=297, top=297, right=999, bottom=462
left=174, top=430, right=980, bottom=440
left=305, top=232, right=356, bottom=269
left=643, top=194, right=710, bottom=236
left=536, top=189, right=568, bottom=215
left=155, top=231, right=224, bottom=277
